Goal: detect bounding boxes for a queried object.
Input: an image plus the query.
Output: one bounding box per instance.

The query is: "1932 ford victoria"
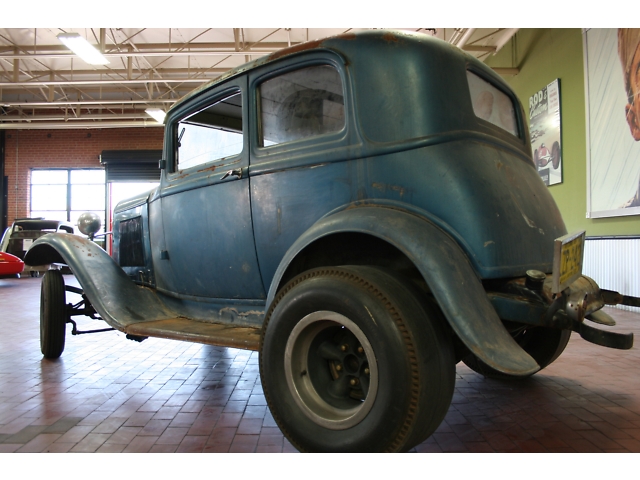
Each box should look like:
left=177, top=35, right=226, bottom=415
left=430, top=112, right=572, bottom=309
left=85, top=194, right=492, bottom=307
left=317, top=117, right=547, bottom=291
left=25, top=30, right=637, bottom=452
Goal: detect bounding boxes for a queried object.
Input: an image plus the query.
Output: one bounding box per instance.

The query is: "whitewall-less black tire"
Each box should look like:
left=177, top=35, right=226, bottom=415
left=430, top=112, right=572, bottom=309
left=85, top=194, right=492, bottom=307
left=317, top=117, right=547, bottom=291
left=260, top=266, right=455, bottom=452
left=40, top=270, right=67, bottom=359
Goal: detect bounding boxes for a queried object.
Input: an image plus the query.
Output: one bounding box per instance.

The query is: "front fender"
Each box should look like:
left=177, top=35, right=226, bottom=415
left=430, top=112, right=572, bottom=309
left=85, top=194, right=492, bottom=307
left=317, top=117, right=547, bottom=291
left=267, top=206, right=540, bottom=376
left=25, top=233, right=173, bottom=330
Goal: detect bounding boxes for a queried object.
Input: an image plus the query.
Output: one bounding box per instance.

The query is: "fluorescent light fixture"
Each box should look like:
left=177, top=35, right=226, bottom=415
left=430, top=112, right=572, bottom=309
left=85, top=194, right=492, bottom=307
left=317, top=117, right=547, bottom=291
left=57, top=33, right=109, bottom=65
left=145, top=108, right=166, bottom=124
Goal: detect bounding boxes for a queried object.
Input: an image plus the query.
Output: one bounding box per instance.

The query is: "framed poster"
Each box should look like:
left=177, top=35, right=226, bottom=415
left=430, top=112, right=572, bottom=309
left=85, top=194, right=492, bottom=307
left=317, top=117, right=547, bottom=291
left=584, top=28, right=640, bottom=218
left=529, top=79, right=562, bottom=186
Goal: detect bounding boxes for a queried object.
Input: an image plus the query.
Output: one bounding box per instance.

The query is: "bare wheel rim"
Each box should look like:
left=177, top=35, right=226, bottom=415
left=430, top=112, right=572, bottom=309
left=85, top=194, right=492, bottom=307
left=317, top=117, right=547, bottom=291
left=284, top=311, right=379, bottom=430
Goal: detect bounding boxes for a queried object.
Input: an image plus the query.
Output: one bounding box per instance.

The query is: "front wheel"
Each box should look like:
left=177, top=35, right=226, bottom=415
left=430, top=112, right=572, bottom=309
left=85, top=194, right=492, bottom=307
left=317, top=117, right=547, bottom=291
left=462, top=326, right=571, bottom=380
left=40, top=270, right=67, bottom=359
left=551, top=141, right=561, bottom=169
left=260, top=266, right=455, bottom=452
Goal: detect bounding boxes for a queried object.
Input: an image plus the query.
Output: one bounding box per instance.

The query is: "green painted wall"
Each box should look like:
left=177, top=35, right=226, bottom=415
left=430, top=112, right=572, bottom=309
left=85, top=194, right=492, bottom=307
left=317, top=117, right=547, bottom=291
left=486, top=28, right=640, bottom=236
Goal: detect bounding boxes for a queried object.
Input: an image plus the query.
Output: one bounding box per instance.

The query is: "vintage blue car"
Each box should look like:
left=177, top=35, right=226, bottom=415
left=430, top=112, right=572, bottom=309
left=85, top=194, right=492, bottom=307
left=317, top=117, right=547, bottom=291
left=25, top=30, right=636, bottom=452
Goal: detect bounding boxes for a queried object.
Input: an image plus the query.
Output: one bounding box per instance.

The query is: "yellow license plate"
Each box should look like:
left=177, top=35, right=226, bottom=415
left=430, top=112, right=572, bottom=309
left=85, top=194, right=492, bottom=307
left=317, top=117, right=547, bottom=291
left=552, top=231, right=586, bottom=293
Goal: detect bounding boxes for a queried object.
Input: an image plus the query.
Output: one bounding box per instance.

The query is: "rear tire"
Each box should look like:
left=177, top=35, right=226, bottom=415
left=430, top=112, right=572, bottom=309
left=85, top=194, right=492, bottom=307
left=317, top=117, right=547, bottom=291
left=462, top=326, right=571, bottom=380
left=260, top=266, right=455, bottom=452
left=40, top=270, right=67, bottom=359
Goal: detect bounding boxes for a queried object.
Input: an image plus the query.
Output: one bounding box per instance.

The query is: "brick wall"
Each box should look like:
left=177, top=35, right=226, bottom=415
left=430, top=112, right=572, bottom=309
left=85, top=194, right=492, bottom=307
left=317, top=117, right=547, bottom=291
left=3, top=128, right=163, bottom=223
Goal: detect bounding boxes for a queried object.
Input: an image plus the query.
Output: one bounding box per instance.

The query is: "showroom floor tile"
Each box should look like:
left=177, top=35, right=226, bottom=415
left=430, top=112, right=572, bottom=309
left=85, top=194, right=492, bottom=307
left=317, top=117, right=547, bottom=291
left=1, top=275, right=639, bottom=453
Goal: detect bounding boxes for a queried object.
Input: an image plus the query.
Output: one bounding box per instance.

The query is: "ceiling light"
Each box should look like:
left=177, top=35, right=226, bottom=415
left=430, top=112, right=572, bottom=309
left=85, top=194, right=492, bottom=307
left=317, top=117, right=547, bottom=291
left=57, top=33, right=109, bottom=65
left=145, top=108, right=166, bottom=124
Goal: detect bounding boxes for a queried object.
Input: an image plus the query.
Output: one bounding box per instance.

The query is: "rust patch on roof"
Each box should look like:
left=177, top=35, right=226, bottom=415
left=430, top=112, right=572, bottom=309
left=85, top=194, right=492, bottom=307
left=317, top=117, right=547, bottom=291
left=267, top=39, right=325, bottom=62
left=267, top=32, right=357, bottom=62
left=382, top=32, right=399, bottom=43
left=338, top=32, right=357, bottom=41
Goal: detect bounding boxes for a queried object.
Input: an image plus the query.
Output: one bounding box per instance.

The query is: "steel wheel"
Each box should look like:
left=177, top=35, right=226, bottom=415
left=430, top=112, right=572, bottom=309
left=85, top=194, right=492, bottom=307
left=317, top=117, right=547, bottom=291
left=285, top=311, right=378, bottom=430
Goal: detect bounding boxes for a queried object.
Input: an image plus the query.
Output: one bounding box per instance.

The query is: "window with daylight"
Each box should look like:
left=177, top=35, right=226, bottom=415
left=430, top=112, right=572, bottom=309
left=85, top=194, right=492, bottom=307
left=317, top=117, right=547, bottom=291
left=176, top=91, right=243, bottom=171
left=30, top=169, right=106, bottom=235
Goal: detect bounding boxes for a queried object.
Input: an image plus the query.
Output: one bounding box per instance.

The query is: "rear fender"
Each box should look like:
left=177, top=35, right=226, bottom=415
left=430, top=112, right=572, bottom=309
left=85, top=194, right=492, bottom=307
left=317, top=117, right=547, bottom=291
left=25, top=233, right=173, bottom=330
left=267, top=206, right=540, bottom=376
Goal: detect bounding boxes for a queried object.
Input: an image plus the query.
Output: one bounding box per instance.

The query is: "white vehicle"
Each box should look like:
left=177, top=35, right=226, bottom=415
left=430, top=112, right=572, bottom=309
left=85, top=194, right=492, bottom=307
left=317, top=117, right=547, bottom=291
left=1, top=218, right=74, bottom=277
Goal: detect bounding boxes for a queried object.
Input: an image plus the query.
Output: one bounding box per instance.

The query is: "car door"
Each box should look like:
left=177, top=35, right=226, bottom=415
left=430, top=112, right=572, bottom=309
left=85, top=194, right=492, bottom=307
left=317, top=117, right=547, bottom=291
left=156, top=76, right=266, bottom=300
left=248, top=57, right=356, bottom=288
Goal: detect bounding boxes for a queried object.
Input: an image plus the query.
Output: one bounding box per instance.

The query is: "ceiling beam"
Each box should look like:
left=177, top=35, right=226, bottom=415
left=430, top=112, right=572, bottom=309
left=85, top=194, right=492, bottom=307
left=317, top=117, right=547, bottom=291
left=0, top=120, right=163, bottom=129
left=1, top=113, right=159, bottom=121
left=0, top=42, right=293, bottom=60
left=456, top=28, right=476, bottom=48
left=0, top=78, right=211, bottom=87
left=2, top=99, right=177, bottom=107
left=0, top=42, right=292, bottom=53
left=0, top=67, right=227, bottom=82
left=462, top=45, right=496, bottom=53
left=0, top=51, right=272, bottom=60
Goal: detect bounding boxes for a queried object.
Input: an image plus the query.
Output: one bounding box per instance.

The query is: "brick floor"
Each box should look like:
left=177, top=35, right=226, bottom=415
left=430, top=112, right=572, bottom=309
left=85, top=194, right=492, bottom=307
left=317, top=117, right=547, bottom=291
left=1, top=275, right=639, bottom=452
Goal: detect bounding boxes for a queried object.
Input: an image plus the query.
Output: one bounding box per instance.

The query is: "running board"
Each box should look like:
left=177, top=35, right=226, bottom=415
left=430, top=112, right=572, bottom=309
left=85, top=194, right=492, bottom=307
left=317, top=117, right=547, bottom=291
left=124, top=319, right=262, bottom=351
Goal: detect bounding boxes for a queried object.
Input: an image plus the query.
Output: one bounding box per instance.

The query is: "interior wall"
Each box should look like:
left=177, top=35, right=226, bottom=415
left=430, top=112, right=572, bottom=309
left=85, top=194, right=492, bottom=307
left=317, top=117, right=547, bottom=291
left=486, top=28, right=640, bottom=236
left=0, top=131, right=6, bottom=232
left=3, top=128, right=163, bottom=224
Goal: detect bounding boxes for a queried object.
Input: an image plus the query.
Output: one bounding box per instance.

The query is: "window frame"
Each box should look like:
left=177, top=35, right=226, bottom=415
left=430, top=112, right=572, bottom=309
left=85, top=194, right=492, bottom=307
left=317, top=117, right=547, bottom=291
left=257, top=63, right=346, bottom=148
left=250, top=54, right=350, bottom=160
left=166, top=85, right=245, bottom=177
left=465, top=66, right=524, bottom=141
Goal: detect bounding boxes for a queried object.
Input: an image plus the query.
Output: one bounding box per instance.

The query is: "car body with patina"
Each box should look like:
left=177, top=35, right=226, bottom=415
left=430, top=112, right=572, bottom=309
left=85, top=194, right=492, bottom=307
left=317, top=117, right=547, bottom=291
left=25, top=30, right=636, bottom=452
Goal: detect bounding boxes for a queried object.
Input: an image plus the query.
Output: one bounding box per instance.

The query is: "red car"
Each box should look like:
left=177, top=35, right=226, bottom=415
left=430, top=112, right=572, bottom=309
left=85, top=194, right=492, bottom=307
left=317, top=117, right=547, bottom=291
left=0, top=251, right=24, bottom=278
left=533, top=141, right=561, bottom=169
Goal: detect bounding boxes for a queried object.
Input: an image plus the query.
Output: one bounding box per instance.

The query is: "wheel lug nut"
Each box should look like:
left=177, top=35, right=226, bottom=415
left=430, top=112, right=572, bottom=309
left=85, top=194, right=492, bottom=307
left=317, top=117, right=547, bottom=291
left=357, top=346, right=364, bottom=354
left=335, top=364, right=343, bottom=372
left=350, top=378, right=359, bottom=386
left=341, top=344, right=348, bottom=352
left=364, top=368, right=370, bottom=375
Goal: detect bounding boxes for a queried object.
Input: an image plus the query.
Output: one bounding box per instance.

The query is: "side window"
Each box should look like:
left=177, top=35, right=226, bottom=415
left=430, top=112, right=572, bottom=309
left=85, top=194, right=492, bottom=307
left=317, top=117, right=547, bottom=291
left=176, top=91, right=243, bottom=170
left=259, top=65, right=345, bottom=146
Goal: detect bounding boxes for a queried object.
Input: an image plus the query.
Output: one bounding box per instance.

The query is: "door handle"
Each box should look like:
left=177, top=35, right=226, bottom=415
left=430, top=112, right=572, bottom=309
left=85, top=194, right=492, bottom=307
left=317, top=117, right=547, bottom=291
left=221, top=168, right=243, bottom=180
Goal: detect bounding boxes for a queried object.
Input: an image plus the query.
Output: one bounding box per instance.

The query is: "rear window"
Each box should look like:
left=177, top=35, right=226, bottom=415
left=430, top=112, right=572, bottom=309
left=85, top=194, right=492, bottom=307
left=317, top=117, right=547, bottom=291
left=467, top=71, right=518, bottom=137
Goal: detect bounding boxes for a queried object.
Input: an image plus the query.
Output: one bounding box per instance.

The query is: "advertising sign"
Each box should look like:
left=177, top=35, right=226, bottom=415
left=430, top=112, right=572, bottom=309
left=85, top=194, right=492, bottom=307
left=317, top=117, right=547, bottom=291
left=529, top=79, right=562, bottom=186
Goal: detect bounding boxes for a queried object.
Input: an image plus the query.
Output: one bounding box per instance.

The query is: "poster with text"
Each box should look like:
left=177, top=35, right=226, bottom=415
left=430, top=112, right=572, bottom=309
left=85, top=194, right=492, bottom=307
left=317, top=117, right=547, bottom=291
left=529, top=79, right=562, bottom=186
left=585, top=28, right=640, bottom=218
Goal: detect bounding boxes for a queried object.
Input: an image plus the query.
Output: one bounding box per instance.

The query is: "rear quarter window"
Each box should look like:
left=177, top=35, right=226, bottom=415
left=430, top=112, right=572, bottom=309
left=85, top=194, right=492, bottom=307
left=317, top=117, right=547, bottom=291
left=467, top=71, right=518, bottom=137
